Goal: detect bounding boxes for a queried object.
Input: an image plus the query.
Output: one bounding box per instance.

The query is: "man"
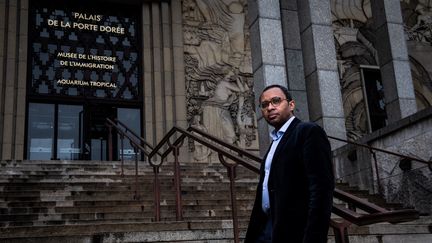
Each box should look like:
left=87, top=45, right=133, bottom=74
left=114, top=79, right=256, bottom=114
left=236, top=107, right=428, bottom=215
left=245, top=84, right=334, bottom=243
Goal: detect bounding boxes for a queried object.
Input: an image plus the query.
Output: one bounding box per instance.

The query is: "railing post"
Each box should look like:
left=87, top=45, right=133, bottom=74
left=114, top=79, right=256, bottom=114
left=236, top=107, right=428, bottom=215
left=107, top=125, right=113, bottom=161
left=120, top=134, right=125, bottom=176
left=218, top=154, right=240, bottom=243
left=370, top=149, right=382, bottom=195
left=133, top=145, right=139, bottom=200
left=172, top=145, right=183, bottom=221
left=330, top=220, right=351, bottom=243
left=153, top=164, right=161, bottom=221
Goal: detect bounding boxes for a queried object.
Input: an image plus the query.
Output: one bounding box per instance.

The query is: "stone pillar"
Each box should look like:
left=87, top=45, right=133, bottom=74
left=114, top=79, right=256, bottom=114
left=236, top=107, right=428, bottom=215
left=171, top=0, right=187, bottom=129
left=247, top=0, right=287, bottom=154
left=0, top=0, right=28, bottom=160
left=371, top=0, right=417, bottom=122
left=281, top=0, right=309, bottom=121
left=297, top=0, right=346, bottom=148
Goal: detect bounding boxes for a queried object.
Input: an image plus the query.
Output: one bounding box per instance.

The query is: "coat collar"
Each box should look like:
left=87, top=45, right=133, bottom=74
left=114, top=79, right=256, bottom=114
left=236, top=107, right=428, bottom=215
left=271, top=117, right=301, bottom=163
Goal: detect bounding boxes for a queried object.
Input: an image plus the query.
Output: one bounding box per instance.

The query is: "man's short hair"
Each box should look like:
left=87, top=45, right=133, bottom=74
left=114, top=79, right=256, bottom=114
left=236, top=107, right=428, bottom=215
left=260, top=84, right=292, bottom=101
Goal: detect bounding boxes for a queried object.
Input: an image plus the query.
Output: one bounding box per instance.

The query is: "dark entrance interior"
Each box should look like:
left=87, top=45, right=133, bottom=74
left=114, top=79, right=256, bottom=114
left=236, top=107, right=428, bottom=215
left=83, top=105, right=116, bottom=160
left=26, top=103, right=141, bottom=161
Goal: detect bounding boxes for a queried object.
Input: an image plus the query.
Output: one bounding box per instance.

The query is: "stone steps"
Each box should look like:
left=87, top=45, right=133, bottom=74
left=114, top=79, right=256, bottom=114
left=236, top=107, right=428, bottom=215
left=0, top=159, right=257, bottom=234
left=335, top=182, right=406, bottom=210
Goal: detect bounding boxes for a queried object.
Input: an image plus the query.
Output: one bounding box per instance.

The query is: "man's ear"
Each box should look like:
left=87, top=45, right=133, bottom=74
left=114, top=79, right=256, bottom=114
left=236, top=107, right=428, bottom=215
left=289, top=100, right=296, bottom=112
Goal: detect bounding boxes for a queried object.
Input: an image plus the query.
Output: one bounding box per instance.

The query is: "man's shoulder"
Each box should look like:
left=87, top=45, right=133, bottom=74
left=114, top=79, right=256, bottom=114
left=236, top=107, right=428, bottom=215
left=295, top=120, right=326, bottom=134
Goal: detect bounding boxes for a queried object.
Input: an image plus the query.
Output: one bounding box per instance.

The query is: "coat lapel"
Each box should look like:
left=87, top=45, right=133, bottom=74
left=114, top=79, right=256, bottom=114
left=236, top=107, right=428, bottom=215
left=271, top=117, right=300, bottom=164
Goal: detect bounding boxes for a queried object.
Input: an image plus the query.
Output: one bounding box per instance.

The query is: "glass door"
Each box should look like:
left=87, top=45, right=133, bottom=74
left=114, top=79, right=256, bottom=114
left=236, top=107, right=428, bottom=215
left=117, top=108, right=141, bottom=160
left=83, top=105, right=116, bottom=160
left=27, top=103, right=55, bottom=160
left=57, top=105, right=83, bottom=160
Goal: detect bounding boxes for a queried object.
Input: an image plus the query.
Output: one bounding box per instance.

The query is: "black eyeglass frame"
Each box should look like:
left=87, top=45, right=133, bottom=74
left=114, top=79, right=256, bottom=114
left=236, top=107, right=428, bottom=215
left=259, top=96, right=291, bottom=109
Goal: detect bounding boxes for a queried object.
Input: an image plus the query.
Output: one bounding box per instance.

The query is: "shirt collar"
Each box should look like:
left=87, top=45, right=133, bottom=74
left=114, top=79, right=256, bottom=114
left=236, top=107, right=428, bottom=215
left=270, top=116, right=295, bottom=141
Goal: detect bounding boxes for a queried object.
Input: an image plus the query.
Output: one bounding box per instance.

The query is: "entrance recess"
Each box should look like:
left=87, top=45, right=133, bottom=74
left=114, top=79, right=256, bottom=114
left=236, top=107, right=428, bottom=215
left=26, top=103, right=141, bottom=161
left=83, top=105, right=116, bottom=161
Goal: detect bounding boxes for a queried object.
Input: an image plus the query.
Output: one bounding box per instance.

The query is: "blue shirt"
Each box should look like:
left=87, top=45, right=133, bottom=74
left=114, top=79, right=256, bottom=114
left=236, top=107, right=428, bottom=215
left=262, top=116, right=295, bottom=213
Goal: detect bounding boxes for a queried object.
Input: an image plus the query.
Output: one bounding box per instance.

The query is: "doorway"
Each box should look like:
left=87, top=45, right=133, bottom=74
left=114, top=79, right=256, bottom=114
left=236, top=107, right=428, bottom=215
left=83, top=105, right=116, bottom=160
left=26, top=102, right=141, bottom=160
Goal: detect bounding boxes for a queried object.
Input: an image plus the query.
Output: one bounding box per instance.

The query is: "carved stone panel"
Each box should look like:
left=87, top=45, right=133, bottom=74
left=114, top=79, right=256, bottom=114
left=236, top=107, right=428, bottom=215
left=182, top=0, right=257, bottom=156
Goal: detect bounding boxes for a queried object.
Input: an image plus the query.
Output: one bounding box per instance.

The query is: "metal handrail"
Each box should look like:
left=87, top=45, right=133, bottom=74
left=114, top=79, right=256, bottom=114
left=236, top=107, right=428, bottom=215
left=106, top=119, right=419, bottom=243
left=113, top=118, right=156, bottom=154
left=329, top=135, right=432, bottom=167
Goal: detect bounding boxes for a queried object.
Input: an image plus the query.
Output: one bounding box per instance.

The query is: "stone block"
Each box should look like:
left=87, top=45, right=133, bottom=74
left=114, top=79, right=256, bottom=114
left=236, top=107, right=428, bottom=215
left=376, top=23, right=409, bottom=66
left=263, top=64, right=287, bottom=88
left=281, top=10, right=301, bottom=50
left=285, top=49, right=305, bottom=90
left=152, top=47, right=162, bottom=71
left=16, top=87, right=26, bottom=115
left=0, top=29, right=4, bottom=58
left=19, top=8, right=28, bottom=34
left=388, top=23, right=409, bottom=61
left=173, top=46, right=184, bottom=72
left=161, top=2, right=170, bottom=24
left=21, top=0, right=29, bottom=10
left=398, top=98, right=417, bottom=119
left=313, top=25, right=338, bottom=70
left=174, top=95, right=187, bottom=124
left=172, top=23, right=183, bottom=48
left=142, top=4, right=151, bottom=25
left=162, top=24, right=171, bottom=48
left=17, top=60, right=26, bottom=88
left=259, top=18, right=285, bottom=66
left=301, top=25, right=338, bottom=76
left=171, top=0, right=182, bottom=24
left=163, top=47, right=172, bottom=72
left=385, top=99, right=403, bottom=122
left=143, top=73, right=152, bottom=97
left=246, top=0, right=259, bottom=27
left=393, top=61, right=415, bottom=99
left=305, top=71, right=323, bottom=121
left=317, top=70, right=344, bottom=117
left=249, top=20, right=263, bottom=72
left=321, top=117, right=347, bottom=149
left=290, top=90, right=309, bottom=121
left=256, top=0, right=281, bottom=19
left=143, top=48, right=152, bottom=71
left=173, top=70, right=185, bottom=95
left=297, top=0, right=332, bottom=32
left=18, top=35, right=28, bottom=61
left=305, top=70, right=344, bottom=121
left=371, top=0, right=403, bottom=29
left=252, top=65, right=265, bottom=104
left=164, top=98, right=174, bottom=127
left=257, top=117, right=271, bottom=155
left=2, top=143, right=12, bottom=160
left=300, top=26, right=316, bottom=76
left=281, top=0, right=297, bottom=11
left=380, top=60, right=415, bottom=104
left=163, top=70, right=173, bottom=95
left=5, top=61, right=16, bottom=86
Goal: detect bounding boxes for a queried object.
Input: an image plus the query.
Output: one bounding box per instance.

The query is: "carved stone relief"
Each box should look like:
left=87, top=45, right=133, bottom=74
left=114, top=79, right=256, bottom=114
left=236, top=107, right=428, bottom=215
left=332, top=0, right=432, bottom=140
left=402, top=0, right=432, bottom=109
left=183, top=0, right=257, bottom=156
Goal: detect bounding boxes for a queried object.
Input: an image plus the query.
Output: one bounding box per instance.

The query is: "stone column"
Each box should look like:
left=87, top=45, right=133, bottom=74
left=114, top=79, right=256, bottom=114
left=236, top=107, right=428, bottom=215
left=371, top=0, right=417, bottom=122
left=297, top=0, right=346, bottom=148
left=281, top=0, right=309, bottom=121
left=247, top=0, right=287, bottom=154
left=0, top=0, right=28, bottom=160
left=171, top=0, right=187, bottom=129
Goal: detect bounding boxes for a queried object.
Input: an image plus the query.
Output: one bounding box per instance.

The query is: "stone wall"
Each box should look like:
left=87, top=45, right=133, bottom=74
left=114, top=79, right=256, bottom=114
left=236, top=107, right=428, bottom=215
left=334, top=107, right=432, bottom=214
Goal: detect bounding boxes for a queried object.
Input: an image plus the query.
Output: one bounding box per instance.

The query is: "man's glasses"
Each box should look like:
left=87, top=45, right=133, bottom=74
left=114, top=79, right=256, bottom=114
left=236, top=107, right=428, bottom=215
left=259, top=97, right=290, bottom=109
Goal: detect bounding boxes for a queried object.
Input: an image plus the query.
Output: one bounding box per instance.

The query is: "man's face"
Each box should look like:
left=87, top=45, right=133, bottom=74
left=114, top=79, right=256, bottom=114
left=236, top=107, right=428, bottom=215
left=260, top=87, right=295, bottom=130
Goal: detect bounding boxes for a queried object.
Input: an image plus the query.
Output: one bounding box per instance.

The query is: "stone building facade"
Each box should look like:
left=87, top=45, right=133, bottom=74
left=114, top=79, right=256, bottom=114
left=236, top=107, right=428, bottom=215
left=0, top=0, right=431, bottom=212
